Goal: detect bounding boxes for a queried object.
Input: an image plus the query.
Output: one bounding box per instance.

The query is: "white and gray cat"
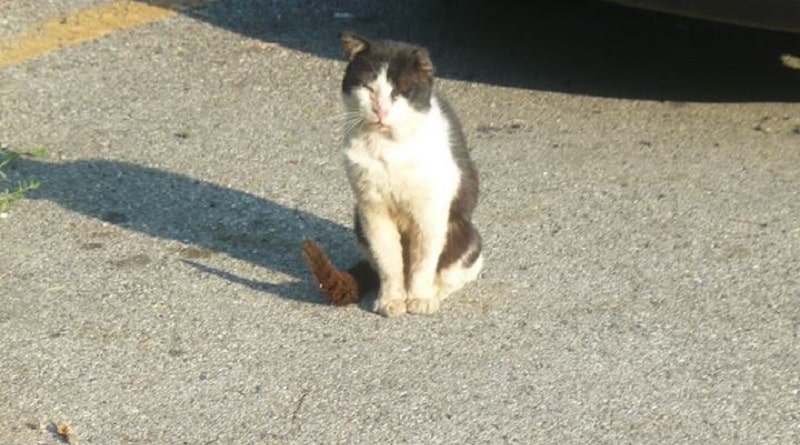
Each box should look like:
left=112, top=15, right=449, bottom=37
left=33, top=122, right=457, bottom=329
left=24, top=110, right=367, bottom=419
left=303, top=32, right=482, bottom=317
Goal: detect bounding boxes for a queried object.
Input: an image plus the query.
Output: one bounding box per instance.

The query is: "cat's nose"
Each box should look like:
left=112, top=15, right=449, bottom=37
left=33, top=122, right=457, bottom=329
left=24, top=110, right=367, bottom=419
left=373, top=105, right=389, bottom=121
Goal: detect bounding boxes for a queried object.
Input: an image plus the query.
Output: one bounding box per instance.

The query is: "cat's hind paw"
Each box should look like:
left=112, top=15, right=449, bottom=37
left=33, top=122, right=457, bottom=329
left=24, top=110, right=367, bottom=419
left=406, top=298, right=440, bottom=315
left=375, top=299, right=407, bottom=318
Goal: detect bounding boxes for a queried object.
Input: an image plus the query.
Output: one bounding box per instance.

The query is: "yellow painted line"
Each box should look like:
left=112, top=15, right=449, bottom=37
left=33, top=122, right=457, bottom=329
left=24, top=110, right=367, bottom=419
left=0, top=0, right=212, bottom=68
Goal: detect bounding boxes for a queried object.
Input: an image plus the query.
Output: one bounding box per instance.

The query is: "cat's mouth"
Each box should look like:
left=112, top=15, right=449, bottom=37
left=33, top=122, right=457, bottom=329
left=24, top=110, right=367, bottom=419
left=366, top=120, right=391, bottom=131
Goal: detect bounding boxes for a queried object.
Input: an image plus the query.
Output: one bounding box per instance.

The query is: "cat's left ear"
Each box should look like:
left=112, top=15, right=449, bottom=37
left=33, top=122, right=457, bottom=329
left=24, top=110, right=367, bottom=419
left=340, top=32, right=370, bottom=61
left=414, top=49, right=435, bottom=77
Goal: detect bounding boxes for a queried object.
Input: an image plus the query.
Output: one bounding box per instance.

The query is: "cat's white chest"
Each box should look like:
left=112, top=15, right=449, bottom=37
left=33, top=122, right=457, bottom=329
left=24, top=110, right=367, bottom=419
left=344, top=109, right=458, bottom=210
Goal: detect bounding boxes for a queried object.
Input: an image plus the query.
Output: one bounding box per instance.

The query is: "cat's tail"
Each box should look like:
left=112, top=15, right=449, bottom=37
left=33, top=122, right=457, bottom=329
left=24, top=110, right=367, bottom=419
left=302, top=239, right=379, bottom=305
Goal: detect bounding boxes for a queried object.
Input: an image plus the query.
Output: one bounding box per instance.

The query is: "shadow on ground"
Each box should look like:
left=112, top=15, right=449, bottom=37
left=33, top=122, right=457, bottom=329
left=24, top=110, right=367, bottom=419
left=5, top=154, right=360, bottom=303
left=146, top=0, right=800, bottom=102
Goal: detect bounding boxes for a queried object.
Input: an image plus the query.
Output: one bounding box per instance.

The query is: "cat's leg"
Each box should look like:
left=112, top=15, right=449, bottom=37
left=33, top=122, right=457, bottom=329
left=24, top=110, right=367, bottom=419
left=435, top=219, right=483, bottom=300
left=436, top=252, right=483, bottom=300
left=406, top=208, right=450, bottom=315
left=359, top=206, right=407, bottom=317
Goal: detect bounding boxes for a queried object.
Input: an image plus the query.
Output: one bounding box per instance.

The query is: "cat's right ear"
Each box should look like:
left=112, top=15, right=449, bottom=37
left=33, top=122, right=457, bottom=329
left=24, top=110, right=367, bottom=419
left=340, top=32, right=370, bottom=61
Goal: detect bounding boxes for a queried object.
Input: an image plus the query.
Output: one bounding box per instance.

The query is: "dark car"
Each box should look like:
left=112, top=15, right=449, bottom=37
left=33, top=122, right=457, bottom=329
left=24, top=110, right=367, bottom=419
left=605, top=0, right=800, bottom=33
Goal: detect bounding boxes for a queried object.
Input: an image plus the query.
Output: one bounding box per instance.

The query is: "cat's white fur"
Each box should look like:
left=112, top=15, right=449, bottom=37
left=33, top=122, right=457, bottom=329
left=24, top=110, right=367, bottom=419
left=343, top=65, right=482, bottom=317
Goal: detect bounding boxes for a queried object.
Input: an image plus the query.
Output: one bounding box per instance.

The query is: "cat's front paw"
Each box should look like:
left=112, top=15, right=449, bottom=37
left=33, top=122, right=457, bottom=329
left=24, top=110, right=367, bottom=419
left=406, top=297, right=440, bottom=315
left=374, top=298, right=407, bottom=318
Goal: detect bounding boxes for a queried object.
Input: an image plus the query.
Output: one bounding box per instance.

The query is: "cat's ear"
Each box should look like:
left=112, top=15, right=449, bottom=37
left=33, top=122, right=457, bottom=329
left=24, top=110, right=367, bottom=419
left=340, top=32, right=370, bottom=61
left=414, top=49, right=435, bottom=76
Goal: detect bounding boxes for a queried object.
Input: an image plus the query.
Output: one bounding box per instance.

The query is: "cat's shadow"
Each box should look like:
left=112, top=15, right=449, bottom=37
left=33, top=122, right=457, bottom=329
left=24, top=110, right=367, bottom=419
left=9, top=156, right=360, bottom=304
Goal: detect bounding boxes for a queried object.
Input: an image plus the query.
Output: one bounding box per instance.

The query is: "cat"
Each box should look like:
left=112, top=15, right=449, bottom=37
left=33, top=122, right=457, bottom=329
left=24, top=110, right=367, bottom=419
left=302, top=32, right=482, bottom=317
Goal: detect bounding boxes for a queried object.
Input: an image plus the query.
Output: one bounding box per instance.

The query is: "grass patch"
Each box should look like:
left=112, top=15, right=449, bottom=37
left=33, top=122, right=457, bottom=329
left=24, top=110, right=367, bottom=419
left=0, top=181, right=41, bottom=214
left=0, top=146, right=45, bottom=216
left=0, top=150, right=20, bottom=180
left=26, top=145, right=49, bottom=159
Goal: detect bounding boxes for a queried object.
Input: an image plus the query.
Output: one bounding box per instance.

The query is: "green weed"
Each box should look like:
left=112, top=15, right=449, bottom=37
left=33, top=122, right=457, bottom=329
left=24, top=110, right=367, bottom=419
left=0, top=180, right=41, bottom=214
left=26, top=145, right=49, bottom=159
left=0, top=149, right=20, bottom=180
left=0, top=147, right=45, bottom=216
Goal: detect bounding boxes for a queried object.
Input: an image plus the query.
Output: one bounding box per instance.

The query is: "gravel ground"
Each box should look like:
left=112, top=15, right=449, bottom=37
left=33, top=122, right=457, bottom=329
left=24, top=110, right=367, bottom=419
left=1, top=1, right=799, bottom=444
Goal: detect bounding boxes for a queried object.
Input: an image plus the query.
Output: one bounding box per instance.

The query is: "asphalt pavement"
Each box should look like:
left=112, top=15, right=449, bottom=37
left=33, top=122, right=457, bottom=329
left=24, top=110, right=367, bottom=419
left=1, top=1, right=799, bottom=444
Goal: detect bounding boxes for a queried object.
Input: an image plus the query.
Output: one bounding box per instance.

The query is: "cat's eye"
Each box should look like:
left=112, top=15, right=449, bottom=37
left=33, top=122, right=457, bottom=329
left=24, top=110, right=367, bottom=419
left=363, top=85, right=375, bottom=94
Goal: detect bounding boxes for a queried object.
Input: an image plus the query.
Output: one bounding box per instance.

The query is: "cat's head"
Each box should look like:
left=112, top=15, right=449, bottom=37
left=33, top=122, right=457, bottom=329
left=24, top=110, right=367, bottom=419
left=340, top=32, right=435, bottom=134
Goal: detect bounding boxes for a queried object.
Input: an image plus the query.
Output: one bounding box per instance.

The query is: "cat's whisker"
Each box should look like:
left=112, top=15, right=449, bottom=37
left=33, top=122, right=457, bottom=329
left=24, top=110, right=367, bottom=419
left=341, top=119, right=363, bottom=131
left=341, top=114, right=366, bottom=134
left=329, top=111, right=362, bottom=123
left=334, top=113, right=366, bottom=133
